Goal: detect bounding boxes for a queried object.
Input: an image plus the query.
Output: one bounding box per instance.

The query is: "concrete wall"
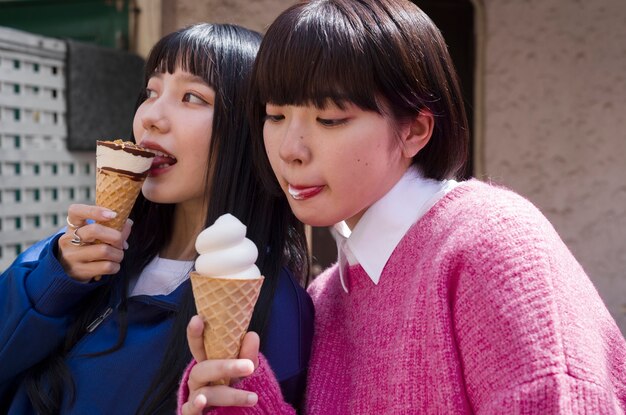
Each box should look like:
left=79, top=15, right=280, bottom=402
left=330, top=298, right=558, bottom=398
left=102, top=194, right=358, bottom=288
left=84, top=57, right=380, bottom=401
left=481, top=0, right=626, bottom=331
left=143, top=0, right=626, bottom=332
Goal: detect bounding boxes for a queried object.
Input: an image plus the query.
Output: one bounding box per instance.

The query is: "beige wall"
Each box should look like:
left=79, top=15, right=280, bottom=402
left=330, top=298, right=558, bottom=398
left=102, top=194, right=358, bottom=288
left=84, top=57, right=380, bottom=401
left=138, top=0, right=626, bottom=332
left=481, top=0, right=626, bottom=331
left=161, top=0, right=296, bottom=35
left=135, top=0, right=295, bottom=58
left=135, top=0, right=163, bottom=58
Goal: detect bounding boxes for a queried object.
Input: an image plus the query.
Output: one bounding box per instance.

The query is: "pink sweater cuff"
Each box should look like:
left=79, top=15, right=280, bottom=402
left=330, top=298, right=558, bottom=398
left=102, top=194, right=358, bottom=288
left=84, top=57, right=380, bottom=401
left=177, top=358, right=196, bottom=414
left=177, top=354, right=296, bottom=415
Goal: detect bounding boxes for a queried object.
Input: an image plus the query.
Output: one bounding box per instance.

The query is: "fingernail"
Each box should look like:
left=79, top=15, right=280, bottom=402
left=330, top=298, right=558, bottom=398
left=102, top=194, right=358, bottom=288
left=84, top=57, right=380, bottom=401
left=102, top=210, right=117, bottom=219
left=247, top=393, right=258, bottom=405
left=194, top=393, right=207, bottom=408
left=123, top=241, right=129, bottom=250
left=235, top=360, right=252, bottom=372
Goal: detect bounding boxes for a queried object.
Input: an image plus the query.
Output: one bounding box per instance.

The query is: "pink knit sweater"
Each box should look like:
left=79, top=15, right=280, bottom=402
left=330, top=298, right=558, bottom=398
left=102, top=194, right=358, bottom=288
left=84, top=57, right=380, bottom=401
left=178, top=180, right=626, bottom=414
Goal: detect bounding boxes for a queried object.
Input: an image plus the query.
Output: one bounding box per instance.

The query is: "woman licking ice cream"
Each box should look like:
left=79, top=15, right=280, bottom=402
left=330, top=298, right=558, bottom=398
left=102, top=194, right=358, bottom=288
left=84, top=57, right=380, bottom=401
left=0, top=23, right=313, bottom=414
left=178, top=1, right=626, bottom=414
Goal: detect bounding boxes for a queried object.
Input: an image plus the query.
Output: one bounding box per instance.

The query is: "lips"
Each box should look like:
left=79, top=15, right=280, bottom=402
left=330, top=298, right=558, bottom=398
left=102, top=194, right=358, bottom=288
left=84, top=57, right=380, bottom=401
left=288, top=184, right=324, bottom=200
left=147, top=151, right=177, bottom=176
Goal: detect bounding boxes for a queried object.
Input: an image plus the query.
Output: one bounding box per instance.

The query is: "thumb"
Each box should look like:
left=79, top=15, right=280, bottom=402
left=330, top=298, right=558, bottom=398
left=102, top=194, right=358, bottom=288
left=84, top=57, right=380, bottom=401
left=187, top=315, right=207, bottom=362
left=239, top=331, right=260, bottom=369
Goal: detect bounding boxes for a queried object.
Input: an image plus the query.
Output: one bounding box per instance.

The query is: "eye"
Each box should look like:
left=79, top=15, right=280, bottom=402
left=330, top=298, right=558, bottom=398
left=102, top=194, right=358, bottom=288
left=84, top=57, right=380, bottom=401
left=317, top=117, right=348, bottom=127
left=183, top=92, right=207, bottom=105
left=264, top=114, right=285, bottom=123
left=145, top=88, right=157, bottom=99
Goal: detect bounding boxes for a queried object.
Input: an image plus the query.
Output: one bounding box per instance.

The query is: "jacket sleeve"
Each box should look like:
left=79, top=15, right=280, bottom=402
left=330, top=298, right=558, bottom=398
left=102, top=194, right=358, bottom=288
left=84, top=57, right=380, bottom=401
left=0, top=232, right=108, bottom=384
left=177, top=355, right=297, bottom=415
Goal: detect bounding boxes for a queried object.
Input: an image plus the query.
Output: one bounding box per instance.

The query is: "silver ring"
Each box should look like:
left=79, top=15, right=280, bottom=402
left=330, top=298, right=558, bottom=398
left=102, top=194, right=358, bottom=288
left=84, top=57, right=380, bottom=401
left=70, top=228, right=85, bottom=246
left=66, top=216, right=81, bottom=230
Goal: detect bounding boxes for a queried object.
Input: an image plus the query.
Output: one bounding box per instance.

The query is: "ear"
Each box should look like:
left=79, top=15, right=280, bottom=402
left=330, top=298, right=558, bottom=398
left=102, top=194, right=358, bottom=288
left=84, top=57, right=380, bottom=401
left=400, top=110, right=434, bottom=158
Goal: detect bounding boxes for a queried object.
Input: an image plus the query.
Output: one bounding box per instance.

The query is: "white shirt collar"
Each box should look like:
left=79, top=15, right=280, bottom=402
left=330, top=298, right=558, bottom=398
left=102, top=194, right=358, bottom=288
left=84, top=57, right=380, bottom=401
left=331, top=167, right=458, bottom=293
left=129, top=256, right=194, bottom=297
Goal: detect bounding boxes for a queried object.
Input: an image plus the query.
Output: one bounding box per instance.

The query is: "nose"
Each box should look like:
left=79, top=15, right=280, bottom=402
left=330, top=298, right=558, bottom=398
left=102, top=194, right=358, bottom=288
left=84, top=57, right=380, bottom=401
left=278, top=119, right=310, bottom=165
left=138, top=96, right=170, bottom=134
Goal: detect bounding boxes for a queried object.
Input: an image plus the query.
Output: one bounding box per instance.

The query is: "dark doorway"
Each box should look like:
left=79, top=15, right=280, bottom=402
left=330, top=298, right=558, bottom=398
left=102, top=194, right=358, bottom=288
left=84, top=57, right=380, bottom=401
left=310, top=0, right=476, bottom=276
left=415, top=0, right=475, bottom=178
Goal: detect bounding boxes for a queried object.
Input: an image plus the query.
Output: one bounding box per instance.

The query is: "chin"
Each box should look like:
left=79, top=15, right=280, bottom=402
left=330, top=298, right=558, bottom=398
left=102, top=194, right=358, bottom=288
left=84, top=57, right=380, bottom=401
left=141, top=188, right=169, bottom=204
left=292, top=210, right=336, bottom=228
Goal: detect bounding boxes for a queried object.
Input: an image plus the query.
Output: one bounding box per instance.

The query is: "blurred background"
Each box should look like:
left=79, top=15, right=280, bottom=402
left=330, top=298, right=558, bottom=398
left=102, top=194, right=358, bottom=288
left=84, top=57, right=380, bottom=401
left=0, top=0, right=625, bottom=333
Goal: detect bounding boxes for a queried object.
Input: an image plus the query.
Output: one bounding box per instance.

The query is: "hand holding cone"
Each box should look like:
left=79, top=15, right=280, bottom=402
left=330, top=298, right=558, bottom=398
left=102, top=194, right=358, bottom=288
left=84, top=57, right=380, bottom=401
left=190, top=272, right=264, bottom=385
left=93, top=140, right=155, bottom=280
left=190, top=214, right=264, bottom=385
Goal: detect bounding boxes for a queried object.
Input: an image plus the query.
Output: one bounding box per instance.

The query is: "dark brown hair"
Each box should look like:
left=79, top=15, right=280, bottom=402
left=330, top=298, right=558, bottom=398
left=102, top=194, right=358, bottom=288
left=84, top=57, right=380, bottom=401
left=250, top=0, right=468, bottom=184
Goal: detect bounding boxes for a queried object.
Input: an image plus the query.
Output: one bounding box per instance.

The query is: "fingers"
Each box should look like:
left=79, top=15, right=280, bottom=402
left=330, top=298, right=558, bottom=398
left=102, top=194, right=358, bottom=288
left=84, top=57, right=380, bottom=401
left=184, top=385, right=257, bottom=413
left=58, top=204, right=133, bottom=282
left=58, top=238, right=125, bottom=281
left=187, top=315, right=207, bottom=362
left=181, top=393, right=206, bottom=415
left=187, top=359, right=254, bottom=392
left=65, top=204, right=127, bottom=249
left=121, top=219, right=133, bottom=250
left=73, top=222, right=132, bottom=249
left=182, top=324, right=259, bottom=412
left=66, top=203, right=117, bottom=227
left=239, top=332, right=260, bottom=369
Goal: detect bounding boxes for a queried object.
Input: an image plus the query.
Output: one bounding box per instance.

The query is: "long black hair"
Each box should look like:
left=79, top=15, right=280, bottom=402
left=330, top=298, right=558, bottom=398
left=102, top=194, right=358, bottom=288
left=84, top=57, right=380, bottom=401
left=24, top=23, right=308, bottom=415
left=249, top=0, right=468, bottom=187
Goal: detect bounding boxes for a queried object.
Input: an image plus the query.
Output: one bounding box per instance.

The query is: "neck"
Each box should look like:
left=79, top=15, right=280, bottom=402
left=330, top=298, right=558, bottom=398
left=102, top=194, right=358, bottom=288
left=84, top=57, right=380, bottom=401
left=160, top=199, right=206, bottom=260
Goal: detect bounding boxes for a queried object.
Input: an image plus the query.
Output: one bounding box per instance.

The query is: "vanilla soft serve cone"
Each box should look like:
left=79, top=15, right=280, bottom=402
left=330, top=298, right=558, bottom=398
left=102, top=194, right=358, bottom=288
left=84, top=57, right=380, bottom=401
left=190, top=214, right=264, bottom=385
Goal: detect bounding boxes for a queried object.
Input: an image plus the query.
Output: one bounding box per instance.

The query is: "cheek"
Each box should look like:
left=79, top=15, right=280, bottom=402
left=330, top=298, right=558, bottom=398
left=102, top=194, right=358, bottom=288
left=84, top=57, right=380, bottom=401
left=263, top=135, right=278, bottom=163
left=187, top=121, right=213, bottom=155
left=132, top=111, right=144, bottom=142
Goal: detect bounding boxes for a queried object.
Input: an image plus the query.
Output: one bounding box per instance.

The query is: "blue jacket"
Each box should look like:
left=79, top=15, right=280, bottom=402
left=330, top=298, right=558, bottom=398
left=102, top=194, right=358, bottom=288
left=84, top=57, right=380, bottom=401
left=0, top=231, right=314, bottom=414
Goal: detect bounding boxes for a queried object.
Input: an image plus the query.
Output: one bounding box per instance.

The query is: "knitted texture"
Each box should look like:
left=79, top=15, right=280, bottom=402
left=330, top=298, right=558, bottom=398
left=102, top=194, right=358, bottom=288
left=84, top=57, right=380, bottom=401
left=177, top=355, right=294, bottom=415
left=178, top=180, right=626, bottom=414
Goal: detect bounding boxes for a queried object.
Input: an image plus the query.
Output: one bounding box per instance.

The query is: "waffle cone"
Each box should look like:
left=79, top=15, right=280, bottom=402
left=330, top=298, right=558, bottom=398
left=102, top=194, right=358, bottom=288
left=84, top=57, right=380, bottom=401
left=189, top=271, right=264, bottom=385
left=95, top=168, right=145, bottom=231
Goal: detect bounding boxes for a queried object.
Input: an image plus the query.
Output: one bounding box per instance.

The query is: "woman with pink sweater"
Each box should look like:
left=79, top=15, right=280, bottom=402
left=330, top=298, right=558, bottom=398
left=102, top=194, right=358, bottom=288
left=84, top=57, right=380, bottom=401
left=178, top=0, right=626, bottom=413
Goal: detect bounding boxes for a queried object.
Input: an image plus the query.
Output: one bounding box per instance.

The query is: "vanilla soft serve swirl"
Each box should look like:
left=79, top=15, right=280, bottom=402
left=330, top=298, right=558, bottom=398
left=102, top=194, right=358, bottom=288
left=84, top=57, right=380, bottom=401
left=194, top=214, right=261, bottom=279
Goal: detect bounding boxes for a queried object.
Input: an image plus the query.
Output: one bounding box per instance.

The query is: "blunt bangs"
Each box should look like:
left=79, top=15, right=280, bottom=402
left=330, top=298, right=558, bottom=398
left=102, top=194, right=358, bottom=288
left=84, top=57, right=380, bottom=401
left=254, top=2, right=382, bottom=111
left=144, top=25, right=218, bottom=88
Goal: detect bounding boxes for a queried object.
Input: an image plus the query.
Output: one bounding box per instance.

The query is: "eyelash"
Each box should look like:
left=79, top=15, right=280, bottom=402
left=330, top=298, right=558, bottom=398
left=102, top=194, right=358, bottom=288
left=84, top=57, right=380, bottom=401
left=264, top=114, right=284, bottom=123
left=183, top=92, right=207, bottom=104
left=144, top=85, right=208, bottom=104
left=317, top=118, right=347, bottom=127
left=263, top=114, right=348, bottom=128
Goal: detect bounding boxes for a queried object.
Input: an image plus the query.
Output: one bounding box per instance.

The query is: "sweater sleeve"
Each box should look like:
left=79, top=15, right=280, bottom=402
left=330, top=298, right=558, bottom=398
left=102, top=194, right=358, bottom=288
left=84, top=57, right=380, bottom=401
left=0, top=233, right=108, bottom=384
left=452, top=189, right=626, bottom=414
left=477, top=374, right=624, bottom=414
left=177, top=354, right=297, bottom=415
